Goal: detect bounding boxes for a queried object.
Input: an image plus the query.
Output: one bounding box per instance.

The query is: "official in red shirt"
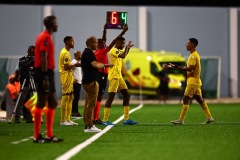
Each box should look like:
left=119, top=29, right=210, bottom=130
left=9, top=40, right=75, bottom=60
left=33, top=15, right=63, bottom=143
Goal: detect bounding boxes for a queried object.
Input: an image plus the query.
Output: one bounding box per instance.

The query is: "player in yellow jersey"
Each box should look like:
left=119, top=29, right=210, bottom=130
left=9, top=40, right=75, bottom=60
left=59, top=36, right=81, bottom=125
left=102, top=36, right=137, bottom=125
left=169, top=38, right=214, bottom=124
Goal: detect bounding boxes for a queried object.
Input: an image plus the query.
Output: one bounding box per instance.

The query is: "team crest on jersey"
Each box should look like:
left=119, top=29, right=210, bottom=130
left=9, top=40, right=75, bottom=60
left=44, top=40, right=48, bottom=46
left=65, top=58, right=68, bottom=62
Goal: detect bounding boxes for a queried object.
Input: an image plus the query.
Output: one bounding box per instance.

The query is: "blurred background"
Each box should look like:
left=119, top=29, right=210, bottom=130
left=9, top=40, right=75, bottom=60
left=0, top=1, right=239, bottom=100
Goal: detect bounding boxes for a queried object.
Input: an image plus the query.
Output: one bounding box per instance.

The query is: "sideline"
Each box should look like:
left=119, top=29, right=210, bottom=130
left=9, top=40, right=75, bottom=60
left=55, top=103, right=144, bottom=160
left=10, top=119, right=81, bottom=144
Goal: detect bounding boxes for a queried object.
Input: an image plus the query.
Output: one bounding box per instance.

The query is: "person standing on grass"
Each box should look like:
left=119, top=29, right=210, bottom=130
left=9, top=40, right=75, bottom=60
left=169, top=38, right=214, bottom=124
left=156, top=63, right=169, bottom=104
left=33, top=15, right=63, bottom=143
left=93, top=24, right=128, bottom=125
left=59, top=36, right=80, bottom=126
left=81, top=36, right=113, bottom=133
left=71, top=50, right=83, bottom=118
left=102, top=36, right=137, bottom=126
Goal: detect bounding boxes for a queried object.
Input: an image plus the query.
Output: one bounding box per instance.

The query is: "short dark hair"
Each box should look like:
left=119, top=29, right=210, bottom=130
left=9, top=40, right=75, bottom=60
left=189, top=38, right=198, bottom=47
left=116, top=36, right=125, bottom=42
left=43, top=15, right=56, bottom=29
left=98, top=38, right=105, bottom=43
left=63, top=36, right=73, bottom=43
left=28, top=45, right=35, bottom=51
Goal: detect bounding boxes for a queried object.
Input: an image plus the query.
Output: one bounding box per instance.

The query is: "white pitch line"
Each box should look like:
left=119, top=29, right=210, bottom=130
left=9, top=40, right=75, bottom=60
left=11, top=136, right=34, bottom=144
left=55, top=103, right=143, bottom=160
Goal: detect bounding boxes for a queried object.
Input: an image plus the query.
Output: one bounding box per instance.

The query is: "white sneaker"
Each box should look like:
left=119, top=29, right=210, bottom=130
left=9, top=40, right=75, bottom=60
left=171, top=119, right=184, bottom=124
left=60, top=121, right=73, bottom=125
left=84, top=125, right=102, bottom=133
left=203, top=116, right=214, bottom=124
left=68, top=120, right=78, bottom=125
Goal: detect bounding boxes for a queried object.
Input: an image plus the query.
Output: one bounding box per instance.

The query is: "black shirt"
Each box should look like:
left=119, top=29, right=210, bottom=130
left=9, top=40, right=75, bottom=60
left=81, top=48, right=99, bottom=84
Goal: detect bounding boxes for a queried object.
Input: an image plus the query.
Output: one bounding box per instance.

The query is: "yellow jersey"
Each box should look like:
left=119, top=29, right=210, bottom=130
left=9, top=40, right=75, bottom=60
left=186, top=51, right=202, bottom=86
left=59, top=48, right=72, bottom=74
left=108, top=47, right=124, bottom=79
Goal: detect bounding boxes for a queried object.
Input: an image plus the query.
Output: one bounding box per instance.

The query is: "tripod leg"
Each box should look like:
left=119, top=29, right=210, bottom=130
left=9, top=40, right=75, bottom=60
left=10, top=79, right=26, bottom=124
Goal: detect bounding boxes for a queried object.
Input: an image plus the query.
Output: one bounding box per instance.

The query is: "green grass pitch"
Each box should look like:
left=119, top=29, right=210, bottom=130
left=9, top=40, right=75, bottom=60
left=0, top=103, right=239, bottom=160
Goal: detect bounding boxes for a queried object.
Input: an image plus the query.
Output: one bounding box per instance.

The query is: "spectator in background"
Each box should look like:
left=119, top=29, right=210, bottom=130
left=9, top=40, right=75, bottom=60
left=59, top=36, right=80, bottom=125
left=93, top=24, right=128, bottom=125
left=5, top=74, right=20, bottom=123
left=156, top=63, right=169, bottom=104
left=71, top=50, right=83, bottom=118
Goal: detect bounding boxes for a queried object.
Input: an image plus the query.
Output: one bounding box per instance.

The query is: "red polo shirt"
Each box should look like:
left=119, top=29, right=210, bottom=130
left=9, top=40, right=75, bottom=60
left=94, top=46, right=110, bottom=74
left=34, top=31, right=55, bottom=69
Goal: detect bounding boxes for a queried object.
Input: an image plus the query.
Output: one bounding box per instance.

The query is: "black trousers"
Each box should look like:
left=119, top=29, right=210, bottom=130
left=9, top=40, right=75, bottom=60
left=72, top=83, right=81, bottom=113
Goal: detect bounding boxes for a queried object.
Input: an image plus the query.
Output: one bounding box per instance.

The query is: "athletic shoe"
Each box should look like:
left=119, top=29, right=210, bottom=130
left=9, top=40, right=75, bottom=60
left=84, top=125, right=102, bottom=133
left=203, top=116, right=214, bottom=124
left=71, top=112, right=83, bottom=118
left=102, top=121, right=115, bottom=125
left=93, top=119, right=103, bottom=125
left=68, top=120, right=78, bottom=125
left=33, top=134, right=48, bottom=143
left=60, top=121, right=73, bottom=125
left=123, top=119, right=137, bottom=125
left=171, top=119, right=184, bottom=124
left=45, top=135, right=64, bottom=143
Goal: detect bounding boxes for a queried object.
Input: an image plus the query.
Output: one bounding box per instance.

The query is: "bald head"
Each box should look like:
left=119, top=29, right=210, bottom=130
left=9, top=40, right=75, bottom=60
left=74, top=50, right=82, bottom=60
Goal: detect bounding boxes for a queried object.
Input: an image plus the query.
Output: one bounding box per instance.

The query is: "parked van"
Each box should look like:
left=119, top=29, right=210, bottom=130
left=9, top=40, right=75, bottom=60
left=122, top=48, right=186, bottom=98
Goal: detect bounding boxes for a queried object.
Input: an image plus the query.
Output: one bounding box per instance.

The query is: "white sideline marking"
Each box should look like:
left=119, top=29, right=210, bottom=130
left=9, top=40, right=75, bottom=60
left=55, top=103, right=143, bottom=160
left=11, top=136, right=34, bottom=144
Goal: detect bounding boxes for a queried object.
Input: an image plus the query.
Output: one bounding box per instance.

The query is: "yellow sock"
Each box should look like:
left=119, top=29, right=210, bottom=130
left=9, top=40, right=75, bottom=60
left=201, top=101, right=211, bottom=118
left=123, top=106, right=130, bottom=120
left=60, top=95, right=69, bottom=122
left=103, top=107, right=110, bottom=122
left=179, top=105, right=189, bottom=120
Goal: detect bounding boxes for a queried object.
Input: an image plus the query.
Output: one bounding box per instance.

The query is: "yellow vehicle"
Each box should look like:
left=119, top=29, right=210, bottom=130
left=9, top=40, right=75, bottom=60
left=122, top=48, right=186, bottom=98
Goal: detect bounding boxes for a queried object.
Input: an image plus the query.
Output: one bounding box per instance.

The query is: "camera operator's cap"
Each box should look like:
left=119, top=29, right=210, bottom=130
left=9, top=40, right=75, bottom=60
left=8, top=74, right=15, bottom=80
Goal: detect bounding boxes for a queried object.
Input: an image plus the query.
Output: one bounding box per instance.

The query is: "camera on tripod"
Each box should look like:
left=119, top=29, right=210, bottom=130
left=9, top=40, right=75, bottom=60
left=19, top=55, right=35, bottom=77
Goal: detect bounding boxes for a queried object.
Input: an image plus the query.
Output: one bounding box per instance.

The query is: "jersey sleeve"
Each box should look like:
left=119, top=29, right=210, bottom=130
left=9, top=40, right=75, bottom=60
left=63, top=53, right=71, bottom=65
left=39, top=36, right=50, bottom=53
left=110, top=48, right=120, bottom=57
left=188, top=55, right=196, bottom=66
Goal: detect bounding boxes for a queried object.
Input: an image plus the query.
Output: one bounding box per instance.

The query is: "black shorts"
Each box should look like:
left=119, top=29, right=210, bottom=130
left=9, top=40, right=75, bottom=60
left=34, top=68, right=56, bottom=94
left=97, top=72, right=108, bottom=94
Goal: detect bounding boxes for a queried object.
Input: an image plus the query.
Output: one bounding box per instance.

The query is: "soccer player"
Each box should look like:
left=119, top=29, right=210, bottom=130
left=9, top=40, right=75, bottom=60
left=33, top=15, right=63, bottom=143
left=59, top=36, right=80, bottom=125
left=169, top=38, right=214, bottom=124
left=93, top=24, right=128, bottom=125
left=102, top=37, right=137, bottom=125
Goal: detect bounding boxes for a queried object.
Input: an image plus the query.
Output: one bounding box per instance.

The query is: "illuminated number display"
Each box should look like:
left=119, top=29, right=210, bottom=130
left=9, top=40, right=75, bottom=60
left=106, top=11, right=128, bottom=29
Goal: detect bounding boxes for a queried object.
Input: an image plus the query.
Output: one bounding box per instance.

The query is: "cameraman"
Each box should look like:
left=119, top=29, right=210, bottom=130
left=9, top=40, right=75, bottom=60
left=14, top=45, right=35, bottom=123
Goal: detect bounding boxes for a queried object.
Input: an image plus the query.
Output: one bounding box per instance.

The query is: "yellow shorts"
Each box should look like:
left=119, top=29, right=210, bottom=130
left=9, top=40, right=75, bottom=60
left=108, top=78, right=128, bottom=93
left=60, top=73, right=74, bottom=94
left=184, top=84, right=202, bottom=98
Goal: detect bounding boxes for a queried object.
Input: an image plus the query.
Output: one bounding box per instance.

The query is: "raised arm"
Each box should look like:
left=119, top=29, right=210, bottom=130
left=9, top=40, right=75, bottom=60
left=118, top=41, right=134, bottom=59
left=108, top=24, right=129, bottom=49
